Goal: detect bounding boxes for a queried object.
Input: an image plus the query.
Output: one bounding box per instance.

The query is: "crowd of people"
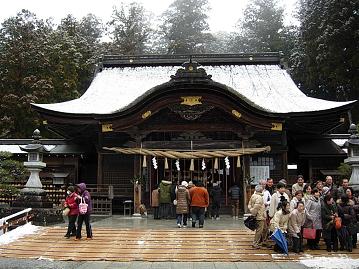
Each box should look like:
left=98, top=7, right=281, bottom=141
left=152, top=180, right=210, bottom=228
left=63, top=183, right=93, bottom=240
left=248, top=175, right=359, bottom=253
left=151, top=179, right=243, bottom=228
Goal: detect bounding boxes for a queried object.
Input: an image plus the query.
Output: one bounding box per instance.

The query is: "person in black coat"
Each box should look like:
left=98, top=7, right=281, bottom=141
left=337, top=194, right=357, bottom=252
left=229, top=184, right=241, bottom=219
left=210, top=182, right=222, bottom=220
left=321, top=194, right=339, bottom=252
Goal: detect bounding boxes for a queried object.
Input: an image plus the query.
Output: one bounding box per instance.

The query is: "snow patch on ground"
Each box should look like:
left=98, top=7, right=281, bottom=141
left=0, top=223, right=42, bottom=245
left=300, top=255, right=359, bottom=269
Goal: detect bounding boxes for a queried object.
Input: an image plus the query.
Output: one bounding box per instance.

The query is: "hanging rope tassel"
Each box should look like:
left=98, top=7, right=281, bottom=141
left=142, top=155, right=147, bottom=167
left=214, top=158, right=219, bottom=170
left=189, top=158, right=194, bottom=171
left=236, top=156, right=241, bottom=168
left=164, top=157, right=169, bottom=170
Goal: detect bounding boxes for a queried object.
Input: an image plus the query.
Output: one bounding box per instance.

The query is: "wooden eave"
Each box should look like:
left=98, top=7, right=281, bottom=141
left=98, top=53, right=281, bottom=69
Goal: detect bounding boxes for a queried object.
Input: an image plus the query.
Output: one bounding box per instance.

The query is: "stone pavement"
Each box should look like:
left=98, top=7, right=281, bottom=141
left=0, top=258, right=309, bottom=269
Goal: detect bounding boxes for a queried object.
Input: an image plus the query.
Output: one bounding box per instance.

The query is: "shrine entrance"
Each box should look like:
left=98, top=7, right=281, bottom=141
left=104, top=146, right=270, bottom=211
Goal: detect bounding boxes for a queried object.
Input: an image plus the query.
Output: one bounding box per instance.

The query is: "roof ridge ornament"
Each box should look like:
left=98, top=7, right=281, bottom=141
left=170, top=59, right=212, bottom=81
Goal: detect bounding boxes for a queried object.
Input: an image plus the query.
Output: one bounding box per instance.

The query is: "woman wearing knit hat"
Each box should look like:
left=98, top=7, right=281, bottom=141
left=63, top=185, right=79, bottom=238
left=175, top=181, right=190, bottom=228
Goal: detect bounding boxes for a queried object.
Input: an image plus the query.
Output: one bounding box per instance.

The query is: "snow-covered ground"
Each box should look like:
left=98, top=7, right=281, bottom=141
left=0, top=223, right=42, bottom=245
left=300, top=255, right=359, bottom=269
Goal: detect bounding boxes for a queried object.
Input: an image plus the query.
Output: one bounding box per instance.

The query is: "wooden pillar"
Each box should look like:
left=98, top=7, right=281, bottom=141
left=97, top=127, right=104, bottom=186
left=282, top=151, right=288, bottom=180
left=308, top=159, right=313, bottom=184
left=97, top=152, right=103, bottom=185
left=281, top=130, right=288, bottom=180
left=242, top=137, right=251, bottom=213
left=133, top=134, right=145, bottom=215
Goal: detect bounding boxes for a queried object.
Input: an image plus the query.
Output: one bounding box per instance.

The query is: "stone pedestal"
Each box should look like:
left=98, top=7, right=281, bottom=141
left=347, top=162, right=359, bottom=193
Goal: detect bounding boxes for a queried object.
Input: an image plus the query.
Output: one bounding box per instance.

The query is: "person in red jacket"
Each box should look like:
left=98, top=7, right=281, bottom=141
left=190, top=181, right=209, bottom=228
left=64, top=186, right=80, bottom=238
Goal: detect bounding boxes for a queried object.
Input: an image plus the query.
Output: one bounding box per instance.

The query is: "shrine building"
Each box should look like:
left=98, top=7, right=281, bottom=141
left=4, top=53, right=356, bottom=212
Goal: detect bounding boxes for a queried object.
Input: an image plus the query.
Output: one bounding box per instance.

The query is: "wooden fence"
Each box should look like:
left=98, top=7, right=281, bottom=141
left=0, top=208, right=33, bottom=234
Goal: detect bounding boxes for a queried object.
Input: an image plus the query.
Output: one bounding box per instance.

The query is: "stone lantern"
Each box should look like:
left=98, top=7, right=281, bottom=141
left=344, top=123, right=359, bottom=192
left=19, top=129, right=49, bottom=195
left=12, top=129, right=52, bottom=209
left=11, top=129, right=63, bottom=225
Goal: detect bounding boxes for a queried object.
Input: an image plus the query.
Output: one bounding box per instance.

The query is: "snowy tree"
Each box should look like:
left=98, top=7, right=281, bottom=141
left=0, top=11, right=102, bottom=138
left=0, top=10, right=53, bottom=138
left=159, top=0, right=213, bottom=54
left=56, top=14, right=103, bottom=96
left=108, top=2, right=152, bottom=55
left=206, top=31, right=233, bottom=53
left=231, top=0, right=295, bottom=57
left=291, top=0, right=359, bottom=119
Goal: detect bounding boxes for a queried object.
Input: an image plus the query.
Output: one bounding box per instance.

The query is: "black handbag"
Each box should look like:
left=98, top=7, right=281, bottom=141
left=348, top=222, right=359, bottom=234
left=244, top=215, right=258, bottom=231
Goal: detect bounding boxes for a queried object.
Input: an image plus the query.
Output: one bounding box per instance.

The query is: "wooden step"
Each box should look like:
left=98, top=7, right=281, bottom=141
left=1, top=227, right=358, bottom=262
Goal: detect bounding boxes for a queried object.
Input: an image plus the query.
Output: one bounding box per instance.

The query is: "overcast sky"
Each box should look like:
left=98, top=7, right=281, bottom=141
left=0, top=0, right=298, bottom=32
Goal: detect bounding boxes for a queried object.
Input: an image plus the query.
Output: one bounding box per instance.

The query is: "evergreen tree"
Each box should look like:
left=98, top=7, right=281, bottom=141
left=291, top=0, right=359, bottom=119
left=159, top=0, right=213, bottom=54
left=232, top=0, right=294, bottom=56
left=0, top=151, right=27, bottom=196
left=0, top=11, right=103, bottom=138
left=206, top=31, right=233, bottom=53
left=56, top=14, right=103, bottom=96
left=0, top=10, right=53, bottom=138
left=108, top=2, right=152, bottom=55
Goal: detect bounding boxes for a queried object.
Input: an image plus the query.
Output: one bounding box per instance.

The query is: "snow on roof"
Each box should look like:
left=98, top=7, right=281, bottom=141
left=33, top=65, right=354, bottom=115
left=0, top=223, right=42, bottom=245
left=0, top=144, right=83, bottom=154
left=0, top=145, right=56, bottom=154
left=332, top=139, right=348, bottom=147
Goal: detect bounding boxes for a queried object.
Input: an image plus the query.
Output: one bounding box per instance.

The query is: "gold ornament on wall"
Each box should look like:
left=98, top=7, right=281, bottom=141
left=180, top=96, right=202, bottom=106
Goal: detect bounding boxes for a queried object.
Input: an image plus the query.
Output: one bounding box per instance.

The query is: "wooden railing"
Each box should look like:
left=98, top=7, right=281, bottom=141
left=0, top=208, right=33, bottom=234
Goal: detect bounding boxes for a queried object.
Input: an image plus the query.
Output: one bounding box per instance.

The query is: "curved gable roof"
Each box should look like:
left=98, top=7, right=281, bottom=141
left=32, top=64, right=355, bottom=115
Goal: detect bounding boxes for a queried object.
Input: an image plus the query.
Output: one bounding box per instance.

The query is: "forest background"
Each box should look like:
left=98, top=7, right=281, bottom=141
left=0, top=0, right=358, bottom=138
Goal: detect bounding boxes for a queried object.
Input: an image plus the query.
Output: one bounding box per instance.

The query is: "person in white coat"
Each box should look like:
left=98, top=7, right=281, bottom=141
left=290, top=190, right=304, bottom=212
left=248, top=184, right=267, bottom=249
left=269, top=182, right=290, bottom=218
left=288, top=201, right=306, bottom=253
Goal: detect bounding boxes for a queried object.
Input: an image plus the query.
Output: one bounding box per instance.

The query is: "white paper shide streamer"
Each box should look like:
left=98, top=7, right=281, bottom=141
left=225, top=156, right=230, bottom=169
left=201, top=159, right=206, bottom=170
left=175, top=159, right=180, bottom=171
left=152, top=157, right=158, bottom=170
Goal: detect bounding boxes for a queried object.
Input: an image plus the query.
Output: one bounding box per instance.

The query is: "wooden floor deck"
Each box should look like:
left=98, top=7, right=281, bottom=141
left=1, top=227, right=359, bottom=262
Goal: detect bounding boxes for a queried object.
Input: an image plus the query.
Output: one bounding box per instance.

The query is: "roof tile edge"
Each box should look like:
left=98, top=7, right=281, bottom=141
left=99, top=53, right=281, bottom=68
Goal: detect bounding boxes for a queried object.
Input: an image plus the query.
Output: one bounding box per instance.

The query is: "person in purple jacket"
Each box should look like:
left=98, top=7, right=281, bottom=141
left=74, top=183, right=93, bottom=240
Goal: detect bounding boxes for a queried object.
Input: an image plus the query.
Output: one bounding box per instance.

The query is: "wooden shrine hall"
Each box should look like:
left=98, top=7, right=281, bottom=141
left=29, top=53, right=356, bottom=212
